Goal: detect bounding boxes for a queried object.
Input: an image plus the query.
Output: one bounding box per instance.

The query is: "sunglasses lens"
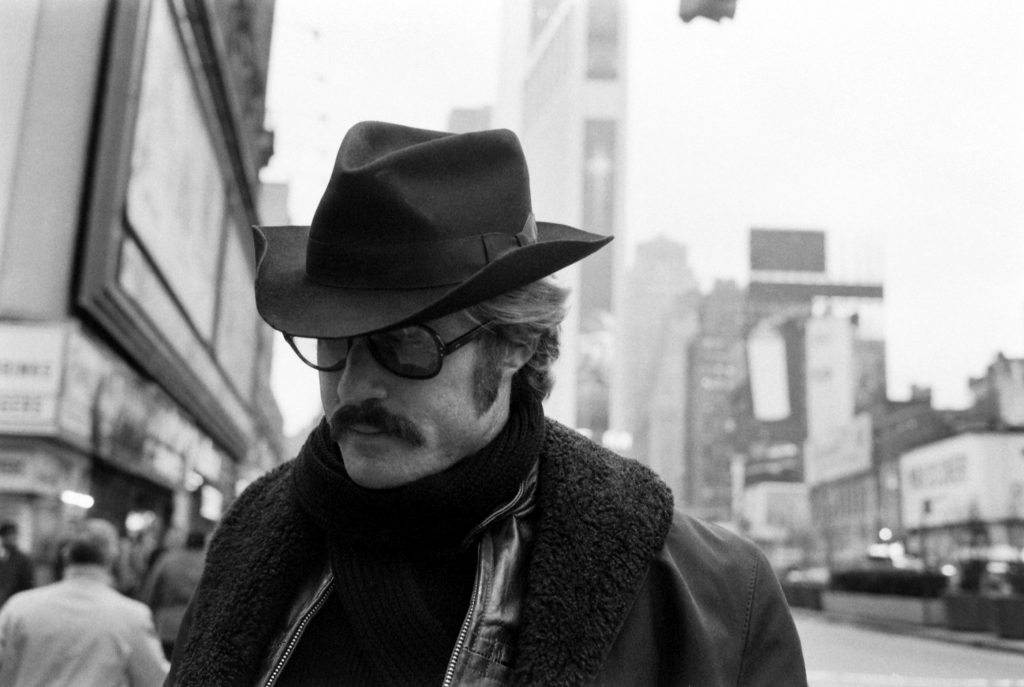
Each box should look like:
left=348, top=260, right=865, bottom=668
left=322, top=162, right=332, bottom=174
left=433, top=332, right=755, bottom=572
left=367, top=325, right=440, bottom=378
left=289, top=336, right=348, bottom=370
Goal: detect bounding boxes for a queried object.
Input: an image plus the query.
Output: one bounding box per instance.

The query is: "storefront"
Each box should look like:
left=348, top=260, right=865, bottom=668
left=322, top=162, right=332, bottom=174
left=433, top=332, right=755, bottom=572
left=0, top=1, right=280, bottom=577
left=0, top=320, right=240, bottom=578
left=900, top=432, right=1024, bottom=564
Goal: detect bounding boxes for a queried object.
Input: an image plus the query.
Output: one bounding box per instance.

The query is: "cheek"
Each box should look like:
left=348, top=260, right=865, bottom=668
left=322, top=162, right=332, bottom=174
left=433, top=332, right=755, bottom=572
left=318, top=371, right=339, bottom=413
left=406, top=377, right=482, bottom=444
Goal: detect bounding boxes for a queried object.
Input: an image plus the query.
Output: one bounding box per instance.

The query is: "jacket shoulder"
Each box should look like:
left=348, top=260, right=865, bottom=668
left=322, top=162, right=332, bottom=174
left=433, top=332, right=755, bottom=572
left=663, top=511, right=767, bottom=576
left=627, top=511, right=807, bottom=685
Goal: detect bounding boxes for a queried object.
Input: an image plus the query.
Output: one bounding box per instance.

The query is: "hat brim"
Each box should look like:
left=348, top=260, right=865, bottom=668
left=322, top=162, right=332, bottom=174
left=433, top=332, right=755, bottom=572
left=253, top=223, right=612, bottom=338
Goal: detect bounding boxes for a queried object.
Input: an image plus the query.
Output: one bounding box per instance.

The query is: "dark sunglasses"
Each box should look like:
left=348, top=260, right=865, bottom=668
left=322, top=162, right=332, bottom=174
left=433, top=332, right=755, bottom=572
left=284, top=321, right=492, bottom=380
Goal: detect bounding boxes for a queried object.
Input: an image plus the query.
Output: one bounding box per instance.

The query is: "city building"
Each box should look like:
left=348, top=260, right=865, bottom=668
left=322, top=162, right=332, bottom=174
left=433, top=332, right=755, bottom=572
left=872, top=390, right=953, bottom=549
left=683, top=279, right=746, bottom=523
left=494, top=0, right=627, bottom=428
left=742, top=481, right=811, bottom=570
left=732, top=228, right=884, bottom=562
left=609, top=237, right=698, bottom=465
left=900, top=432, right=1024, bottom=565
left=447, top=107, right=493, bottom=133
left=965, top=353, right=1024, bottom=430
left=0, top=0, right=282, bottom=572
left=643, top=291, right=701, bottom=499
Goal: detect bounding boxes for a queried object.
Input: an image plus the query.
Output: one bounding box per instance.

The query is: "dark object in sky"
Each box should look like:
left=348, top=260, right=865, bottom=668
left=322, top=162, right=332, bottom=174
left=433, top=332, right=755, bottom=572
left=679, top=0, right=737, bottom=23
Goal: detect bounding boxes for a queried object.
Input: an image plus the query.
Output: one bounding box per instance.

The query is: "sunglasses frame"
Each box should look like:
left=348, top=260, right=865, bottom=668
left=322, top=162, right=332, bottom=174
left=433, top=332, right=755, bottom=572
left=284, top=320, right=492, bottom=379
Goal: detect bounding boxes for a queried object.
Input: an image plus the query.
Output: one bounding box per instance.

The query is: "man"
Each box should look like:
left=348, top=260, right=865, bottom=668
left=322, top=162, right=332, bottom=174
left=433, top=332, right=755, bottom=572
left=140, top=529, right=207, bottom=659
left=0, top=518, right=168, bottom=686
left=0, top=522, right=33, bottom=608
left=169, top=121, right=806, bottom=685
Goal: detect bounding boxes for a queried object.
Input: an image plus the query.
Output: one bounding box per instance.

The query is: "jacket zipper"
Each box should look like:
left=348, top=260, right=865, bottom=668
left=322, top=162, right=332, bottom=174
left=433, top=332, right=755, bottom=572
left=263, top=578, right=336, bottom=687
left=443, top=480, right=528, bottom=685
left=441, top=562, right=480, bottom=687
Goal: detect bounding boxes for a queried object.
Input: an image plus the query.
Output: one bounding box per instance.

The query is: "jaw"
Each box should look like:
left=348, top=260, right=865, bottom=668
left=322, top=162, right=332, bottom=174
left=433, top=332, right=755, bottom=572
left=337, top=433, right=436, bottom=489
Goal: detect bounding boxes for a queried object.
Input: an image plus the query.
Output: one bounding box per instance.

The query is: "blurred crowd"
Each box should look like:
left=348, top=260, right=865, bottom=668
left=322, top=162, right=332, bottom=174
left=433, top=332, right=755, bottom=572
left=0, top=518, right=207, bottom=686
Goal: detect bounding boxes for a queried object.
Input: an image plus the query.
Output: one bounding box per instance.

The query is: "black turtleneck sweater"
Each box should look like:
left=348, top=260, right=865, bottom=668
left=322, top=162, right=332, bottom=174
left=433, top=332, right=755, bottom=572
left=281, top=388, right=543, bottom=686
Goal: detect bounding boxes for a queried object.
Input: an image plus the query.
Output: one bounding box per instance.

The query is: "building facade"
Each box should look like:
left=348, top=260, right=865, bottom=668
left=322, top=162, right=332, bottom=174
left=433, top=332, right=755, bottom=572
left=900, top=432, right=1024, bottom=565
left=732, top=228, right=885, bottom=562
left=684, top=279, right=746, bottom=523
left=0, top=0, right=282, bottom=576
left=494, top=0, right=627, bottom=430
left=611, top=237, right=698, bottom=466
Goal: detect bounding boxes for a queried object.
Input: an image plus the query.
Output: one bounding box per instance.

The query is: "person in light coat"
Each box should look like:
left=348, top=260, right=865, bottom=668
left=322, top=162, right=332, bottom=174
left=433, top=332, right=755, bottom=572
left=0, top=518, right=168, bottom=687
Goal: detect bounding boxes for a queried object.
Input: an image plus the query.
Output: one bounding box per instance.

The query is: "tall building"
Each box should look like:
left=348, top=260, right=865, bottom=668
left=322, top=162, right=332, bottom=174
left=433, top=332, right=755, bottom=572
left=967, top=353, right=1024, bottom=429
left=0, top=1, right=282, bottom=570
left=609, top=237, right=698, bottom=482
left=644, top=292, right=701, bottom=499
left=446, top=107, right=493, bottom=134
left=494, top=0, right=627, bottom=428
left=870, top=392, right=952, bottom=556
left=684, top=279, right=746, bottom=523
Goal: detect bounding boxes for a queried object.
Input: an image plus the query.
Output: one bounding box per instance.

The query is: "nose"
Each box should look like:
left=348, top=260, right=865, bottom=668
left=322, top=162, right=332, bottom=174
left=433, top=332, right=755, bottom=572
left=334, top=337, right=387, bottom=400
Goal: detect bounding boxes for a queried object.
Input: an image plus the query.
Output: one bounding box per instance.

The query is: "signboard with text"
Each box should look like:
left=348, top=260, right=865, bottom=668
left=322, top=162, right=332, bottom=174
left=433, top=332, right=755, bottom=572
left=0, top=324, right=66, bottom=434
left=900, top=433, right=1024, bottom=528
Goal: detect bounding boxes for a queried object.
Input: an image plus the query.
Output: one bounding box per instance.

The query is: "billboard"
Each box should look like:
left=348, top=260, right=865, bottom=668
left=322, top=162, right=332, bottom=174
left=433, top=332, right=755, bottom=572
left=749, top=229, right=826, bottom=273
left=805, top=315, right=856, bottom=439
left=804, top=413, right=873, bottom=486
left=745, top=440, right=803, bottom=484
left=747, top=324, right=790, bottom=422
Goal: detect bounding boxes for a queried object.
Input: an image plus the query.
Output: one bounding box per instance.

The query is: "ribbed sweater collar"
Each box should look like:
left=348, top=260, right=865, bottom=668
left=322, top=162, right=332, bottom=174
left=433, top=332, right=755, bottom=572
left=291, top=386, right=544, bottom=550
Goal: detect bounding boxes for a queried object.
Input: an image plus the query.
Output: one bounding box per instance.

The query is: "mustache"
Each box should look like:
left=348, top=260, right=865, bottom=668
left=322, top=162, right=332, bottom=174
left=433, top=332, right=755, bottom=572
left=328, top=400, right=425, bottom=447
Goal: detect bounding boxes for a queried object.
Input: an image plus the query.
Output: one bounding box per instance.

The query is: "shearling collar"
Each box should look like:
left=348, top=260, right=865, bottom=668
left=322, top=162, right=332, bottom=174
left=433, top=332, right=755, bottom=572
left=173, top=419, right=673, bottom=686
left=512, top=423, right=674, bottom=684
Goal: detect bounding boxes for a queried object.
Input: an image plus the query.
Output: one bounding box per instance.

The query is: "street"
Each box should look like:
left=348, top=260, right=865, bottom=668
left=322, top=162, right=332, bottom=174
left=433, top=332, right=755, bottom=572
left=795, top=611, right=1024, bottom=686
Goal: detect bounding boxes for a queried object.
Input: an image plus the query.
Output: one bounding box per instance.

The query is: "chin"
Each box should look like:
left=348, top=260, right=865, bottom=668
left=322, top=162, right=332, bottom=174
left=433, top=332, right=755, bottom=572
left=338, top=442, right=409, bottom=489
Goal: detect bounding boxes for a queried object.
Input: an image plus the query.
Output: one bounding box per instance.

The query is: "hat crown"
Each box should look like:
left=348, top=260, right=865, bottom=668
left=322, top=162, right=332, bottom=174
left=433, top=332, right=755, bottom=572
left=252, top=120, right=611, bottom=338
left=310, top=122, right=533, bottom=248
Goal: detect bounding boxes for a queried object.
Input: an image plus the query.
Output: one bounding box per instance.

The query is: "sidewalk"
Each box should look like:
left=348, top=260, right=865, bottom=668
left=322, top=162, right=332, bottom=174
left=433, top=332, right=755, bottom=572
left=794, top=608, right=1024, bottom=656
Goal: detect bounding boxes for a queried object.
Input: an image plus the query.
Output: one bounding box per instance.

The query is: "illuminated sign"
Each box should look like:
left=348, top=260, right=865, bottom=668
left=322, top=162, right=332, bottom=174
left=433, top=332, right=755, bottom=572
left=0, top=324, right=65, bottom=434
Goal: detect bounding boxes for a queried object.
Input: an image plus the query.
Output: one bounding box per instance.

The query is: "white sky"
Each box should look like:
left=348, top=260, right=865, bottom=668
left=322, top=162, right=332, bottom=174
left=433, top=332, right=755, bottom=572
left=263, top=0, right=1024, bottom=435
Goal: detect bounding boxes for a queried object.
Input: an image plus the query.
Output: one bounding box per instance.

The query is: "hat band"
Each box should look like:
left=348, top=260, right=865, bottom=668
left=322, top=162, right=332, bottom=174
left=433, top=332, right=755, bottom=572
left=305, top=215, right=539, bottom=289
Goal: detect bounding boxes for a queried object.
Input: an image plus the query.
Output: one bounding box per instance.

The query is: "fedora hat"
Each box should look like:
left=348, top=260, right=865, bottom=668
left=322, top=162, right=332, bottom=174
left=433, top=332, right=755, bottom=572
left=253, top=121, right=611, bottom=338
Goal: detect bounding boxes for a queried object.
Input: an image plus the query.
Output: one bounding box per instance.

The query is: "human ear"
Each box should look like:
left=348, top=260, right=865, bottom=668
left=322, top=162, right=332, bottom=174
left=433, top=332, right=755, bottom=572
left=500, top=342, right=534, bottom=377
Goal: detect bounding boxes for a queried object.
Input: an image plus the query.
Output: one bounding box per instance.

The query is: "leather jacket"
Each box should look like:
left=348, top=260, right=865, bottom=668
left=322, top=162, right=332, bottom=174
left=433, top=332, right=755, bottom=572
left=167, top=419, right=806, bottom=686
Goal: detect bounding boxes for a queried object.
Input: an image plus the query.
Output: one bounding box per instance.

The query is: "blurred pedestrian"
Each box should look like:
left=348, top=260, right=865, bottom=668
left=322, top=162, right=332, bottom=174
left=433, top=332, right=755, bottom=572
left=145, top=526, right=186, bottom=579
left=0, top=518, right=168, bottom=686
left=140, top=529, right=206, bottom=658
left=0, top=522, right=33, bottom=608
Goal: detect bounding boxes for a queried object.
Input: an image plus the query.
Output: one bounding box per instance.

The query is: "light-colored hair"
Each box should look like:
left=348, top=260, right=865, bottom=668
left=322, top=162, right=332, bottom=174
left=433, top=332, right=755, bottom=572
left=64, top=519, right=119, bottom=567
left=466, top=277, right=570, bottom=403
